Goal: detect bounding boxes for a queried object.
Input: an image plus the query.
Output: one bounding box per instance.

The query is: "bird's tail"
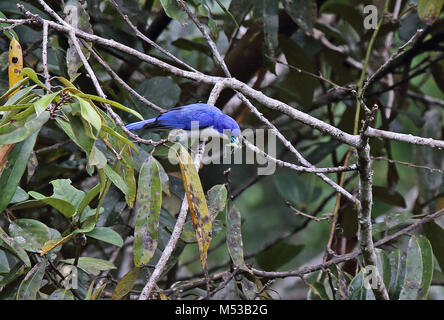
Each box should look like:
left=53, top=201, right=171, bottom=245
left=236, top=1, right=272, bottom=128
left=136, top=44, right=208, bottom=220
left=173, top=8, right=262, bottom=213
left=125, top=118, right=156, bottom=130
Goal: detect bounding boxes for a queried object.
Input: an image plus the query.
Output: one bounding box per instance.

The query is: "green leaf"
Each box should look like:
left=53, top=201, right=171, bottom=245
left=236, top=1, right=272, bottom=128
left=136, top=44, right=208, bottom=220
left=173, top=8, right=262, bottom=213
left=256, top=242, right=304, bottom=271
left=48, top=288, right=74, bottom=300
left=431, top=54, right=444, bottom=94
left=101, top=124, right=137, bottom=151
left=308, top=281, right=330, bottom=300
left=16, top=260, right=47, bottom=300
left=85, top=227, right=123, bottom=247
left=56, top=115, right=94, bottom=153
left=262, top=0, right=279, bottom=61
left=20, top=68, right=49, bottom=91
left=279, top=36, right=318, bottom=106
left=0, top=261, right=26, bottom=289
left=159, top=0, right=187, bottom=23
left=418, top=0, right=444, bottom=24
left=77, top=184, right=101, bottom=216
left=214, top=0, right=238, bottom=30
left=0, top=104, right=33, bottom=111
left=122, top=146, right=137, bottom=208
left=399, top=236, right=424, bottom=300
left=28, top=179, right=85, bottom=218
left=417, top=235, right=433, bottom=299
left=8, top=219, right=51, bottom=253
left=111, top=267, right=140, bottom=300
left=223, top=0, right=252, bottom=37
left=171, top=39, right=211, bottom=56
left=10, top=186, right=29, bottom=204
left=154, top=158, right=170, bottom=196
left=348, top=269, right=373, bottom=300
left=0, top=250, right=10, bottom=273
left=226, top=204, right=247, bottom=269
left=207, top=184, right=227, bottom=220
left=64, top=0, right=93, bottom=81
left=88, top=144, right=107, bottom=169
left=61, top=257, right=116, bottom=276
left=307, top=140, right=341, bottom=165
left=388, top=249, right=406, bottom=300
left=76, top=93, right=144, bottom=121
left=399, top=236, right=433, bottom=300
left=74, top=95, right=102, bottom=134
left=0, top=132, right=38, bottom=213
left=375, top=249, right=391, bottom=290
left=104, top=165, right=129, bottom=199
left=135, top=77, right=181, bottom=118
left=281, top=0, right=317, bottom=35
left=34, top=92, right=58, bottom=116
left=0, top=111, right=49, bottom=145
left=0, top=78, right=30, bottom=102
left=27, top=193, right=76, bottom=218
left=0, top=10, right=18, bottom=40
left=423, top=221, right=444, bottom=273
left=239, top=275, right=258, bottom=300
left=273, top=172, right=311, bottom=207
left=134, top=156, right=162, bottom=266
left=74, top=215, right=96, bottom=234
left=0, top=227, right=31, bottom=267
left=320, top=2, right=364, bottom=36
left=373, top=186, right=406, bottom=208
left=212, top=272, right=240, bottom=300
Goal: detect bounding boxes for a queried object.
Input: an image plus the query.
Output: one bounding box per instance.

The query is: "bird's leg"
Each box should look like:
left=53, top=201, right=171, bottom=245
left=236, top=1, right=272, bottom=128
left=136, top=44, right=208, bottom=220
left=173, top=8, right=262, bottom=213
left=167, top=129, right=188, bottom=143
left=190, top=136, right=209, bottom=157
left=167, top=129, right=194, bottom=154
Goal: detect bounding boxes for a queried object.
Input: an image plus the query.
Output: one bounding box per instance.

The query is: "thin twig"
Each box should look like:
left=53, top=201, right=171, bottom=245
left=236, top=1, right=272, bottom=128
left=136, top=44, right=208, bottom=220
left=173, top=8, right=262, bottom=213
left=35, top=141, right=69, bottom=154
left=200, top=268, right=240, bottom=300
left=243, top=138, right=358, bottom=174
left=42, top=21, right=51, bottom=91
left=109, top=0, right=197, bottom=73
left=273, top=58, right=352, bottom=92
left=365, top=126, right=444, bottom=149
left=81, top=40, right=164, bottom=112
left=407, top=90, right=444, bottom=108
left=0, top=18, right=33, bottom=32
left=285, top=201, right=331, bottom=222
left=8, top=12, right=443, bottom=151
left=362, top=29, right=424, bottom=94
left=372, top=156, right=443, bottom=174
left=250, top=207, right=444, bottom=279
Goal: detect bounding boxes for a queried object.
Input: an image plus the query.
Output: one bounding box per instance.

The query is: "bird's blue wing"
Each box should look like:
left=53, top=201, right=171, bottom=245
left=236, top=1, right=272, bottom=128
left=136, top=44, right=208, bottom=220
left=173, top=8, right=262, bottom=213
left=156, top=103, right=222, bottom=130
left=125, top=103, right=225, bottom=131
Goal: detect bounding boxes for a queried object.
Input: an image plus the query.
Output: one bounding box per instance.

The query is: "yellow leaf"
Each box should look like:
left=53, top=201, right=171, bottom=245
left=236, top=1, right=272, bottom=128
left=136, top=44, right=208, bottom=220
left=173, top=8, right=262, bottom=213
left=437, top=198, right=444, bottom=211
left=1, top=37, right=24, bottom=172
left=173, top=144, right=212, bottom=272
left=112, top=267, right=140, bottom=300
left=91, top=283, right=107, bottom=300
left=8, top=37, right=23, bottom=98
left=40, top=233, right=73, bottom=256
left=159, top=291, right=168, bottom=300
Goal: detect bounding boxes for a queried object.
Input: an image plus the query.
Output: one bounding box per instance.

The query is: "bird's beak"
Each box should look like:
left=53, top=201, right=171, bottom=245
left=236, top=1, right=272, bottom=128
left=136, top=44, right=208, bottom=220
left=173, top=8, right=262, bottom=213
left=228, top=136, right=241, bottom=149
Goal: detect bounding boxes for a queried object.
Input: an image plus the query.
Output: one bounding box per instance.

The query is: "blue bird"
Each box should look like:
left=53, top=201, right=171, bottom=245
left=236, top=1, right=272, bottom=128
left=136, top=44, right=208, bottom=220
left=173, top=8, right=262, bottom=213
left=125, top=103, right=241, bottom=146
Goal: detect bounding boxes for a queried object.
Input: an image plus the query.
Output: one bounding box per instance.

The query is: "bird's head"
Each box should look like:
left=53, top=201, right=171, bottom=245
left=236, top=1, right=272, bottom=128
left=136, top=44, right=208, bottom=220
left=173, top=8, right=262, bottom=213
left=217, top=114, right=241, bottom=148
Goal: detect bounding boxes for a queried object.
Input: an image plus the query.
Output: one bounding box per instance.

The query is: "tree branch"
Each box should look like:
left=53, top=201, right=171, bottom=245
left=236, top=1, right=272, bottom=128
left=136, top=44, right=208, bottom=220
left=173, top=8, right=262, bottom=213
left=250, top=207, right=444, bottom=279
